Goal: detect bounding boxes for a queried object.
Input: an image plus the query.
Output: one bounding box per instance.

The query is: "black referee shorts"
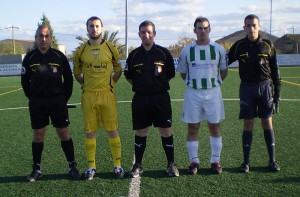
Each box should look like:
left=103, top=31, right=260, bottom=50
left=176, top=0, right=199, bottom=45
left=132, top=92, right=172, bottom=130
left=239, top=80, right=273, bottom=119
left=29, top=95, right=70, bottom=129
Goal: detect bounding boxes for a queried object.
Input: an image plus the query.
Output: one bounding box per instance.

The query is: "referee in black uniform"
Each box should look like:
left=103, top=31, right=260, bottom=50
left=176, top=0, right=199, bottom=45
left=227, top=14, right=281, bottom=173
left=21, top=25, right=81, bottom=182
left=124, top=20, right=179, bottom=178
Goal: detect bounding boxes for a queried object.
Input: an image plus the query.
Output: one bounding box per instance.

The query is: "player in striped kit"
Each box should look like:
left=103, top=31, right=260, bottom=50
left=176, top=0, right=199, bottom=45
left=177, top=16, right=228, bottom=174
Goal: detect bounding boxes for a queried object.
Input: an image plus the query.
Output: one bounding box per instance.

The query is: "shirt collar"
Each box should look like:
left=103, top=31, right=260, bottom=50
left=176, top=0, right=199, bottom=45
left=245, top=34, right=262, bottom=44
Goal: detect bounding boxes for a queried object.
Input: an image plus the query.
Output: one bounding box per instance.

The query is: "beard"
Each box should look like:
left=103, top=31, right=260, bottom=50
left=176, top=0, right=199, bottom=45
left=89, top=34, right=101, bottom=40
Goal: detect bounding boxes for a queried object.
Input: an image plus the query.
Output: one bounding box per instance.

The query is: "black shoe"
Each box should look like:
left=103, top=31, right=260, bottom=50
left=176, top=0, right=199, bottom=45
left=269, top=161, right=280, bottom=172
left=187, top=162, right=199, bottom=175
left=210, top=162, right=222, bottom=174
left=166, top=162, right=179, bottom=177
left=68, top=161, right=81, bottom=180
left=129, top=163, right=143, bottom=178
left=240, top=163, right=250, bottom=173
left=27, top=164, right=42, bottom=182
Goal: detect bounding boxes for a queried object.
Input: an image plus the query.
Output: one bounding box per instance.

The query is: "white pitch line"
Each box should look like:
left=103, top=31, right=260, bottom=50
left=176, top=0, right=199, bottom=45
left=1, top=97, right=299, bottom=197
left=0, top=88, right=23, bottom=96
left=1, top=98, right=300, bottom=111
left=0, top=103, right=81, bottom=111
left=124, top=98, right=300, bottom=197
left=128, top=156, right=141, bottom=197
left=128, top=175, right=141, bottom=197
left=0, top=106, right=28, bottom=111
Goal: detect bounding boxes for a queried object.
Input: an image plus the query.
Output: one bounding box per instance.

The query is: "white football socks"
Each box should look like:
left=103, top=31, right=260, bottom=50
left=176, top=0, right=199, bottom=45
left=186, top=141, right=199, bottom=164
left=210, top=136, right=222, bottom=163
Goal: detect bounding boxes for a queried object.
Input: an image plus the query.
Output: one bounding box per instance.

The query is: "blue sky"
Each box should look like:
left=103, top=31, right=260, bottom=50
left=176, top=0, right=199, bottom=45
left=0, top=0, right=299, bottom=55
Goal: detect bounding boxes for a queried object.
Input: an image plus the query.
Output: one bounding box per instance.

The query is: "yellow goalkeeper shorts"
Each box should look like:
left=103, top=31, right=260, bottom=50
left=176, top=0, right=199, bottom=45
left=81, top=90, right=119, bottom=132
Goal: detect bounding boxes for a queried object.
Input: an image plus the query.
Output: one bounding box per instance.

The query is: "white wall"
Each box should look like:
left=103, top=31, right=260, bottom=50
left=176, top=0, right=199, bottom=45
left=228, top=54, right=300, bottom=68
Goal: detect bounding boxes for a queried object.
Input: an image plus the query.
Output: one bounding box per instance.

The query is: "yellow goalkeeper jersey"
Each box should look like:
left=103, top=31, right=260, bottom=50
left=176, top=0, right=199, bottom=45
left=73, top=40, right=122, bottom=92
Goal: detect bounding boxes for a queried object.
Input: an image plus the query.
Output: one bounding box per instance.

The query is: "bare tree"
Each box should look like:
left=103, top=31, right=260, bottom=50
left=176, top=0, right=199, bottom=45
left=168, top=36, right=195, bottom=57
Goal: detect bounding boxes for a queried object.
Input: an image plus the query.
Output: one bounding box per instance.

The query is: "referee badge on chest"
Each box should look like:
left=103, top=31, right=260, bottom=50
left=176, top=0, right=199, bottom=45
left=157, top=65, right=162, bottom=73
left=154, top=61, right=164, bottom=76
left=49, top=63, right=60, bottom=73
left=52, top=66, right=57, bottom=73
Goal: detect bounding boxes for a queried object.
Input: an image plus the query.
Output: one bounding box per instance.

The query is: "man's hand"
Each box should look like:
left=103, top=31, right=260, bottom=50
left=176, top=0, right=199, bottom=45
left=273, top=87, right=280, bottom=114
left=273, top=101, right=279, bottom=114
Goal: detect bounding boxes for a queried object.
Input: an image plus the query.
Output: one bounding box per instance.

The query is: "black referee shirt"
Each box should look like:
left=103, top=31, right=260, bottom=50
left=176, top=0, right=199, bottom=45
left=124, top=44, right=175, bottom=94
left=228, top=35, right=280, bottom=86
left=21, top=48, right=73, bottom=100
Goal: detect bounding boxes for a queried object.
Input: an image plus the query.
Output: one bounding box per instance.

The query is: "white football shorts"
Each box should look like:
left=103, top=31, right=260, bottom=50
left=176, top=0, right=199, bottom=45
left=182, top=86, right=225, bottom=124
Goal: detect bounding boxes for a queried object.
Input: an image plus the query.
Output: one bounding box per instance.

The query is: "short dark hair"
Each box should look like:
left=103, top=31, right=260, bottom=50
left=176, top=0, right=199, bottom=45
left=139, top=20, right=155, bottom=32
left=193, top=17, right=210, bottom=28
left=244, top=14, right=260, bottom=24
left=86, top=16, right=103, bottom=27
left=35, top=25, right=50, bottom=38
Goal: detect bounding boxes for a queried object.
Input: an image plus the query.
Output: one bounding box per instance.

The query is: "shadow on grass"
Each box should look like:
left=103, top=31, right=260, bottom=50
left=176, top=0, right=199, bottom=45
left=0, top=170, right=181, bottom=183
left=0, top=174, right=75, bottom=184
left=224, top=166, right=276, bottom=174
left=271, top=177, right=300, bottom=184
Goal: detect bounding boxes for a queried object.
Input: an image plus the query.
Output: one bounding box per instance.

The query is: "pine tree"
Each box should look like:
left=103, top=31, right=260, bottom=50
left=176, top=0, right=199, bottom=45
left=32, top=13, right=59, bottom=50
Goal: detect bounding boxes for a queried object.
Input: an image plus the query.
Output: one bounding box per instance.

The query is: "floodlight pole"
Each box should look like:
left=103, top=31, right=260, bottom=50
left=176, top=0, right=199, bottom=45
left=9, top=25, right=19, bottom=54
left=270, top=0, right=272, bottom=35
left=125, top=0, right=128, bottom=58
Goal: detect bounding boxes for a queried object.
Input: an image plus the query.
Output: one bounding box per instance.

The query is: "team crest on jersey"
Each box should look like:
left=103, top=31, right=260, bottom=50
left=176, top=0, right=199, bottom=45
left=92, top=49, right=100, bottom=58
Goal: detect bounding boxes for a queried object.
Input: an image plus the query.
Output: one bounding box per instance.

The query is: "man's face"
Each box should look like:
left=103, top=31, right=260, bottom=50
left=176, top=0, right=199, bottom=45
left=36, top=27, right=51, bottom=51
left=139, top=25, right=156, bottom=46
left=194, top=21, right=211, bottom=41
left=244, top=18, right=260, bottom=40
left=87, top=19, right=103, bottom=39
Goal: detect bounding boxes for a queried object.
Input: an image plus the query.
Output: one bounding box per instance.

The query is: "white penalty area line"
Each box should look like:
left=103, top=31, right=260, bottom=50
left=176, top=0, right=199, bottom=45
left=1, top=99, right=300, bottom=111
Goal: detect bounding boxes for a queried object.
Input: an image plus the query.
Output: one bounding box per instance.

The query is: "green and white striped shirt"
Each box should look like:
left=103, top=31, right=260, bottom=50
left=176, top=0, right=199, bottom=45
left=177, top=40, right=227, bottom=89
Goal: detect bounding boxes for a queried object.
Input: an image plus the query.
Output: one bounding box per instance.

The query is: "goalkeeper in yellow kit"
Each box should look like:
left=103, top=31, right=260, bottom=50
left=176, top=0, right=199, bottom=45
left=73, top=16, right=124, bottom=180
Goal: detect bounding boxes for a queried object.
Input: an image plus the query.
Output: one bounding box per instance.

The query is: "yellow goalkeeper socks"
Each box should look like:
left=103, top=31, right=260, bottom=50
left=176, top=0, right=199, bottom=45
left=109, top=136, right=122, bottom=167
left=85, top=138, right=96, bottom=169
